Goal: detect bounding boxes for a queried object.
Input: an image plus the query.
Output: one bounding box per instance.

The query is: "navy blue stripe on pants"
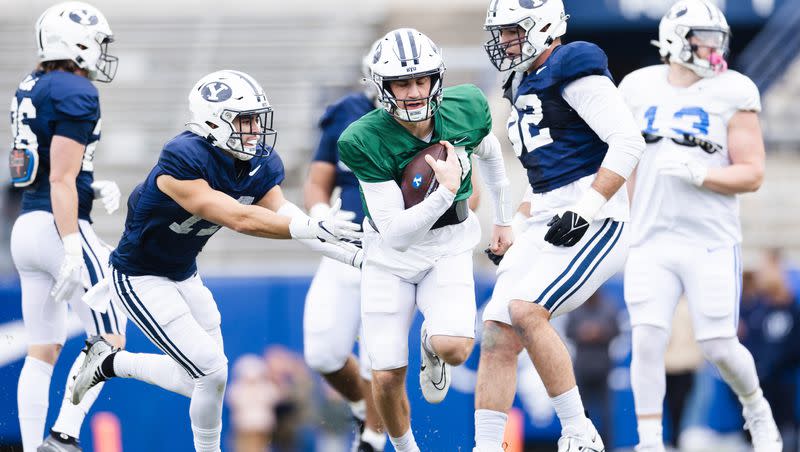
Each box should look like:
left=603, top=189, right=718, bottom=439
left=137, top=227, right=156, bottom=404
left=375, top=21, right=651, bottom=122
left=111, top=269, right=203, bottom=378
left=548, top=222, right=624, bottom=313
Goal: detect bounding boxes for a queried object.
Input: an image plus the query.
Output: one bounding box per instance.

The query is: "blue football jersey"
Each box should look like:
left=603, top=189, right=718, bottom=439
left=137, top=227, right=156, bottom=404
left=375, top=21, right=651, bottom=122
left=10, top=70, right=101, bottom=220
left=312, top=92, right=374, bottom=225
left=111, top=131, right=285, bottom=281
left=503, top=41, right=613, bottom=194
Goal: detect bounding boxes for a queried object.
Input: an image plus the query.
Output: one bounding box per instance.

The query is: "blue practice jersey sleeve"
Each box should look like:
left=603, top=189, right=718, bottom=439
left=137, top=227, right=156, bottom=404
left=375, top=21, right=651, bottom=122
left=313, top=106, right=340, bottom=164
left=555, top=41, right=613, bottom=89
left=156, top=137, right=208, bottom=181
left=52, top=119, right=96, bottom=145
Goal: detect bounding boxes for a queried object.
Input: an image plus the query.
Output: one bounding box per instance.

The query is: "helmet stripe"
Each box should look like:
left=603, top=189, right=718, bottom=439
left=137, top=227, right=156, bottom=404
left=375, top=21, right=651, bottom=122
left=394, top=31, right=408, bottom=67
left=226, top=70, right=260, bottom=96
left=407, top=30, right=420, bottom=65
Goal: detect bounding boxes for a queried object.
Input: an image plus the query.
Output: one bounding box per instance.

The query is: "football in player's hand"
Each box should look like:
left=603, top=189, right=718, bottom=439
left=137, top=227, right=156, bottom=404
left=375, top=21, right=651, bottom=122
left=400, top=143, right=447, bottom=209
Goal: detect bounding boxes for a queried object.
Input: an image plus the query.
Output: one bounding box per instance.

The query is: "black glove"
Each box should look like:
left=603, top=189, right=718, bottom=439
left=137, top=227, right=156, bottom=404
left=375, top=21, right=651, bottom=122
left=484, top=247, right=504, bottom=266
left=544, top=211, right=589, bottom=247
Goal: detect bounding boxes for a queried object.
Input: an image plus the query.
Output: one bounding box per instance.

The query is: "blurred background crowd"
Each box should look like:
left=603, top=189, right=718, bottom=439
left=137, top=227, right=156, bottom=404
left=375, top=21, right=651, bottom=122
left=1, top=0, right=799, bottom=451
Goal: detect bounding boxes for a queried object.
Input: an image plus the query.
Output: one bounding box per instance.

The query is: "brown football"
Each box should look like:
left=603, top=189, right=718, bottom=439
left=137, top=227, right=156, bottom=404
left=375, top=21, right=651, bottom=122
left=400, top=143, right=447, bottom=209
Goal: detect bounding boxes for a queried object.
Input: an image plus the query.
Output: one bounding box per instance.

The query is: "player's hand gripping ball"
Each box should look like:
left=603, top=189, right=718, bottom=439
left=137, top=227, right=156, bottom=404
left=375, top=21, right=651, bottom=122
left=400, top=143, right=447, bottom=208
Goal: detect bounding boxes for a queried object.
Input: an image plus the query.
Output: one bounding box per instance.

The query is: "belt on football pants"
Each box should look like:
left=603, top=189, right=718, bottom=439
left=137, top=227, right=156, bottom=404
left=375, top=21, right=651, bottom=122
left=368, top=199, right=468, bottom=232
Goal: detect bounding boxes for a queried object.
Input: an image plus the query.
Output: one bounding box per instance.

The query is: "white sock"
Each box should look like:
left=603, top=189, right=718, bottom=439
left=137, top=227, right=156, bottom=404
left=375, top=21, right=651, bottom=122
left=191, top=423, right=221, bottom=452
left=18, top=356, right=53, bottom=451
left=550, top=386, right=587, bottom=431
left=52, top=352, right=103, bottom=439
left=637, top=417, right=663, bottom=447
left=113, top=351, right=194, bottom=397
left=348, top=399, right=366, bottom=421
left=739, top=387, right=766, bottom=413
left=189, top=367, right=228, bottom=452
left=474, top=409, right=508, bottom=450
left=389, top=428, right=420, bottom=452
left=362, top=427, right=387, bottom=451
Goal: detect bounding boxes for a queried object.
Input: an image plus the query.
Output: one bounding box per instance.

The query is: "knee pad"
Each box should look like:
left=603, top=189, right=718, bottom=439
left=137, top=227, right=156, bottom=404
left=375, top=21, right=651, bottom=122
left=631, top=324, right=669, bottom=359
left=196, top=364, right=228, bottom=390
left=698, top=337, right=738, bottom=365
left=304, top=340, right=349, bottom=375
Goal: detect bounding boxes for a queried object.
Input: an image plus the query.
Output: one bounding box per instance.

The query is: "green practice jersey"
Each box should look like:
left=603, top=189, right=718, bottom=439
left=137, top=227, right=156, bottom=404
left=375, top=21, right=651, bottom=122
left=338, top=84, right=492, bottom=219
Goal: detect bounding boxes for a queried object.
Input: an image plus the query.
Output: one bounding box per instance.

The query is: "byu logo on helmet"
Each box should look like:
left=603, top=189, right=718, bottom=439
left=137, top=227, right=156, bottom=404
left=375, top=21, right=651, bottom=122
left=519, top=0, right=548, bottom=8
left=413, top=174, right=423, bottom=189
left=68, top=9, right=98, bottom=25
left=201, top=82, right=232, bottom=102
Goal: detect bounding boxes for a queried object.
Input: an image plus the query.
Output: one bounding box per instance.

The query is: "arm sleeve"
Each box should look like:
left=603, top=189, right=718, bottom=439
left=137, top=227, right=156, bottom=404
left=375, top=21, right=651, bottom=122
left=276, top=201, right=361, bottom=266
left=472, top=132, right=513, bottom=225
left=562, top=75, right=645, bottom=180
left=361, top=180, right=455, bottom=251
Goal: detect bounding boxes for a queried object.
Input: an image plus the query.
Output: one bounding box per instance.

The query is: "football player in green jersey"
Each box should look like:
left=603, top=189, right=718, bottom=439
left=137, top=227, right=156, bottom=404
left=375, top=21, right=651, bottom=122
left=338, top=28, right=514, bottom=452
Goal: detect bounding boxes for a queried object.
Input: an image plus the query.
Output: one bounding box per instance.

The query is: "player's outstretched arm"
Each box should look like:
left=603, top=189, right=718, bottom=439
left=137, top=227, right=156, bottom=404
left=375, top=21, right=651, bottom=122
left=157, top=174, right=292, bottom=239
left=702, top=110, right=765, bottom=195
left=258, top=185, right=364, bottom=268
left=472, top=132, right=514, bottom=256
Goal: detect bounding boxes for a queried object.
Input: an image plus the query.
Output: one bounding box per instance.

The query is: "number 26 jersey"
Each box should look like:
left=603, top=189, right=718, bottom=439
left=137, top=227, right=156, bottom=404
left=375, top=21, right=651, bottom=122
left=619, top=65, right=761, bottom=248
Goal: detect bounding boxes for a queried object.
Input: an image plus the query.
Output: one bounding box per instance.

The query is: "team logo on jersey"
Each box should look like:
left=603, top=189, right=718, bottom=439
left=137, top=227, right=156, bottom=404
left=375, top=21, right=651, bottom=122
left=518, top=0, right=548, bottom=9
left=68, top=10, right=99, bottom=26
left=412, top=174, right=424, bottom=188
left=200, top=82, right=232, bottom=102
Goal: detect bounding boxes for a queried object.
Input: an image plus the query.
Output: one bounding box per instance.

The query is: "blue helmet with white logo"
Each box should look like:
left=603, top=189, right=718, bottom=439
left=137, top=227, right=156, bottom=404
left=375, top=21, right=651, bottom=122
left=187, top=70, right=276, bottom=161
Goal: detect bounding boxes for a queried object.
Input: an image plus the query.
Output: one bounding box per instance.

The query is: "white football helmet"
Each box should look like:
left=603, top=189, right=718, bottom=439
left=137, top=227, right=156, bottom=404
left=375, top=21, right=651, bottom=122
left=654, top=0, right=730, bottom=77
left=484, top=0, right=569, bottom=72
left=35, top=2, right=117, bottom=82
left=368, top=28, right=445, bottom=122
left=186, top=70, right=276, bottom=161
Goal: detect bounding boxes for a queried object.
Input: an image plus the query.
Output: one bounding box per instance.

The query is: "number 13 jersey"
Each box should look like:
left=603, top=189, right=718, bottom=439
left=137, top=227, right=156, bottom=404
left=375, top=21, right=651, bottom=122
left=111, top=131, right=285, bottom=281
left=619, top=65, right=761, bottom=248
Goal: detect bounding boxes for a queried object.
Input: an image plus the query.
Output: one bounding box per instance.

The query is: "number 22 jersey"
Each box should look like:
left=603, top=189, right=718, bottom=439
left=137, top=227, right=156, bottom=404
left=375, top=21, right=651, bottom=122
left=619, top=65, right=761, bottom=248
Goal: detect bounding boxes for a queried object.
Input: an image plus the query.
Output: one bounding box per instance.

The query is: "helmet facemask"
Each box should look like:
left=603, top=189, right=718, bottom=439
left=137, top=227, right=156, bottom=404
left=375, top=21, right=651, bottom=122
left=217, top=108, right=276, bottom=161
left=88, top=33, right=118, bottom=82
left=677, top=27, right=730, bottom=77
left=373, top=69, right=444, bottom=123
left=485, top=21, right=538, bottom=72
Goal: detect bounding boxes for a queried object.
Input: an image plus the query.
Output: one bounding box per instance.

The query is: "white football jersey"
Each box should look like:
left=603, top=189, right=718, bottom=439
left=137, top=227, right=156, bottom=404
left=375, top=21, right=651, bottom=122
left=619, top=65, right=761, bottom=248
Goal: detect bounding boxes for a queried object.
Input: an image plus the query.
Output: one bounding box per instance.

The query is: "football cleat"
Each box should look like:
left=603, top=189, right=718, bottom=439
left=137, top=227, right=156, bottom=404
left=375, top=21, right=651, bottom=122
left=419, top=322, right=451, bottom=404
left=356, top=441, right=379, bottom=452
left=37, top=432, right=82, bottom=452
left=743, top=399, right=782, bottom=452
left=71, top=336, right=114, bottom=405
left=557, top=419, right=605, bottom=452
